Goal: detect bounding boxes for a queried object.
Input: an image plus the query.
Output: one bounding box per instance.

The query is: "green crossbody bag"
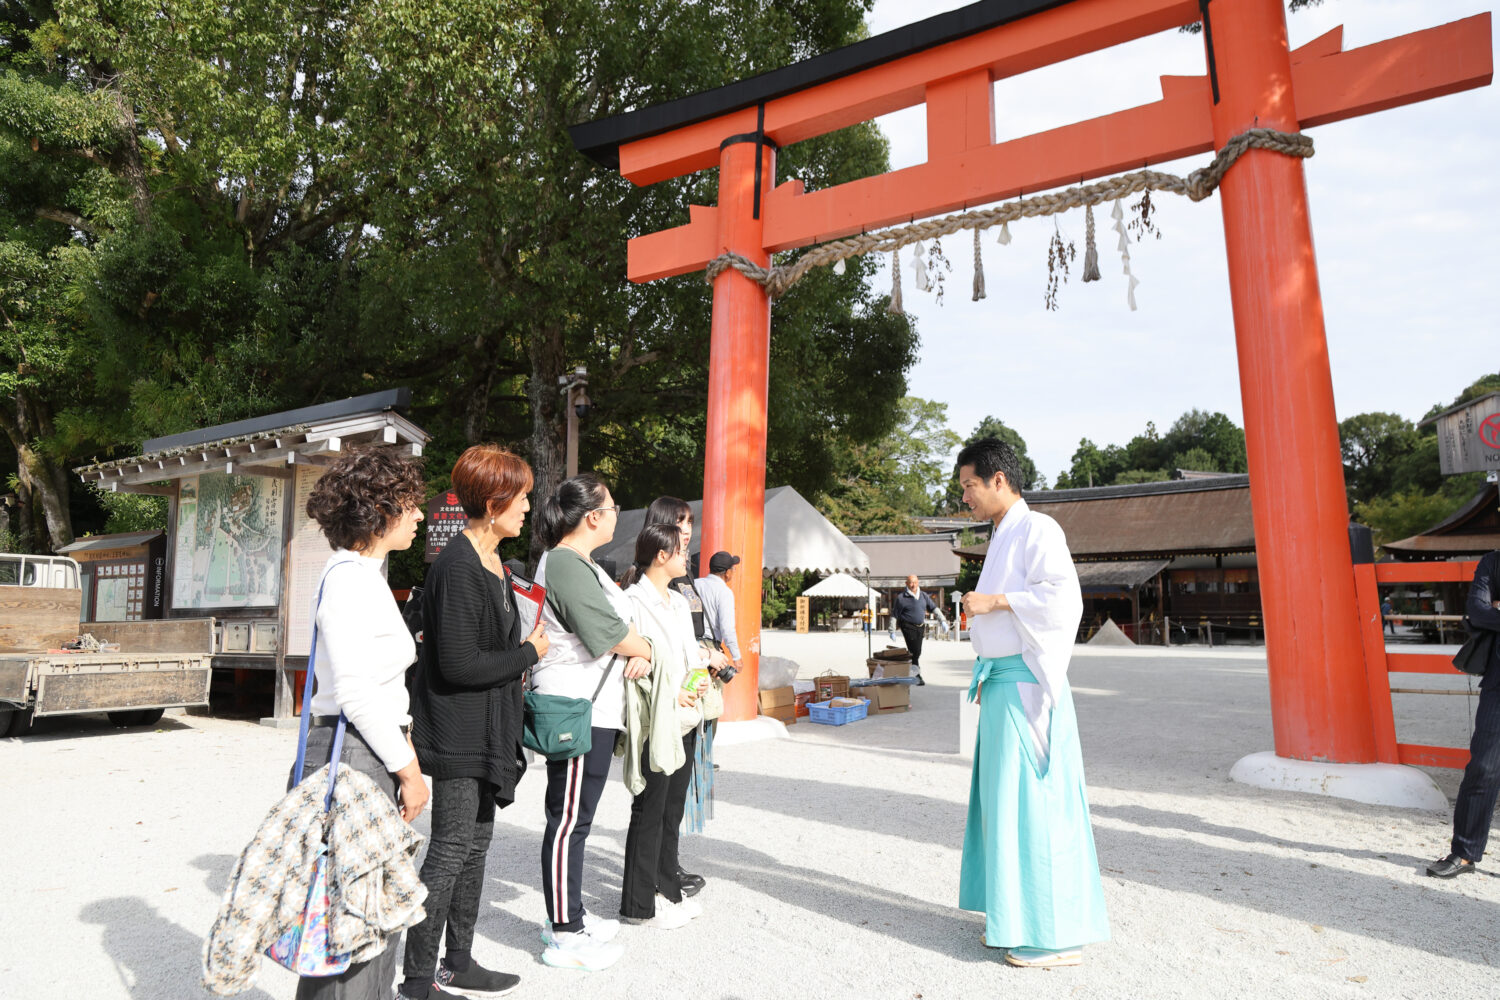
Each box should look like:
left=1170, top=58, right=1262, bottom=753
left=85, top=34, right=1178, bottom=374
left=523, top=655, right=618, bottom=761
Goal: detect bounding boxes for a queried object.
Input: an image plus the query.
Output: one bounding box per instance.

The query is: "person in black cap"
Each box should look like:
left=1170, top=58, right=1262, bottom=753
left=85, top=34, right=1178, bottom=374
left=695, top=551, right=742, bottom=676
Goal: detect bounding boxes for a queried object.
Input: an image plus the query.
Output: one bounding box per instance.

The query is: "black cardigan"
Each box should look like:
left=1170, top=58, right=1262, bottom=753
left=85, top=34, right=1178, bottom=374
left=410, top=535, right=538, bottom=803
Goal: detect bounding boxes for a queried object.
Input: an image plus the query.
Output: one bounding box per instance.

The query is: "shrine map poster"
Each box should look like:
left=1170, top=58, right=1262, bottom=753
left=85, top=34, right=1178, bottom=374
left=173, top=472, right=285, bottom=609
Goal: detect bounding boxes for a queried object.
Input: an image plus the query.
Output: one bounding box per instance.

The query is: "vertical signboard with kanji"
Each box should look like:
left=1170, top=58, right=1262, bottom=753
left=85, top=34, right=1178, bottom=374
left=425, top=492, right=468, bottom=561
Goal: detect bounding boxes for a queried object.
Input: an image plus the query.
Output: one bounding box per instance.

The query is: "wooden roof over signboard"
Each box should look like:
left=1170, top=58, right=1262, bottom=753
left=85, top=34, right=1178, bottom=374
left=953, top=475, right=1255, bottom=561
left=72, top=389, right=428, bottom=495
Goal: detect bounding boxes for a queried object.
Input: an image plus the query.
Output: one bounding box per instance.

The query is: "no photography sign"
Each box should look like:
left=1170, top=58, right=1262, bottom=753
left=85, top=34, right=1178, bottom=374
left=1429, top=392, right=1500, bottom=477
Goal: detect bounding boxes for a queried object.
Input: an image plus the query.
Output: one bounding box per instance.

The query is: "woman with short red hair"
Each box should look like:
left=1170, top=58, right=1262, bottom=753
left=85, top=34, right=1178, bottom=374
left=399, top=445, right=548, bottom=1000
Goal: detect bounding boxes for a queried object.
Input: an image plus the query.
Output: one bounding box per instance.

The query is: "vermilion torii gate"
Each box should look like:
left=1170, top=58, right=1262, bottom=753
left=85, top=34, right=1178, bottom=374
left=570, top=0, right=1492, bottom=741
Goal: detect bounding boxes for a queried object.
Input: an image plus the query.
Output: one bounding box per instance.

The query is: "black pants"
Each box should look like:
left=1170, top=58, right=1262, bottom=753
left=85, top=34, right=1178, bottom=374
left=1452, top=683, right=1500, bottom=861
left=288, top=726, right=399, bottom=1000
left=899, top=622, right=925, bottom=669
left=540, top=726, right=615, bottom=932
left=620, top=730, right=697, bottom=918
left=401, top=776, right=496, bottom=996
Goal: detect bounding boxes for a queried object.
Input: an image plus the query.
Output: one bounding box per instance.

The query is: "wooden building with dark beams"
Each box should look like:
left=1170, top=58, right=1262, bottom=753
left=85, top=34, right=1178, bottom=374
left=1382, top=484, right=1500, bottom=561
left=72, top=389, right=428, bottom=722
left=953, top=475, right=1262, bottom=642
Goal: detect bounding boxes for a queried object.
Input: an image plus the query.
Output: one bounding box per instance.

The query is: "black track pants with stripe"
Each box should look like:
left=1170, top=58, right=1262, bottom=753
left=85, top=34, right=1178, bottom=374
left=541, top=726, right=616, bottom=932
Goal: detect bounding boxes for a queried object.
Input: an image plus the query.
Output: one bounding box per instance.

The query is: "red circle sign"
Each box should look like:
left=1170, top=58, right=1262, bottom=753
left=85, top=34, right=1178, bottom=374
left=1482, top=413, right=1500, bottom=450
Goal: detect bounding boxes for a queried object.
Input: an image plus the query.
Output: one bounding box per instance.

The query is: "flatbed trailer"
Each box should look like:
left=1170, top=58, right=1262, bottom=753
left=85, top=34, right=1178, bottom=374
left=0, top=554, right=214, bottom=736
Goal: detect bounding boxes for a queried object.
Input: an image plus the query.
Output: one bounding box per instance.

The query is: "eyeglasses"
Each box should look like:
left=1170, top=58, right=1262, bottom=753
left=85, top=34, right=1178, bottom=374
left=593, top=504, right=621, bottom=515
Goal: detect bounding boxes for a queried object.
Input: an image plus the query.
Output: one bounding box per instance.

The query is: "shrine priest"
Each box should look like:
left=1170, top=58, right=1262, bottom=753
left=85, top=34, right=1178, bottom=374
left=955, top=436, right=1109, bottom=968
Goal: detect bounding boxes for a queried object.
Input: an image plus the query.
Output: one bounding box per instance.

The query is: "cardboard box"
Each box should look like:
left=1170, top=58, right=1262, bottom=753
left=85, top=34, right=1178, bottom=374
left=862, top=682, right=911, bottom=713
left=865, top=658, right=910, bottom=679
left=761, top=703, right=797, bottom=725
left=794, top=691, right=814, bottom=717
left=758, top=686, right=795, bottom=710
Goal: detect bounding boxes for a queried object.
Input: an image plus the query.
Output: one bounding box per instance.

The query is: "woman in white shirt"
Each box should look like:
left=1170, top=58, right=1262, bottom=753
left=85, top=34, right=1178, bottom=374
left=619, top=523, right=711, bottom=929
left=298, top=448, right=431, bottom=1000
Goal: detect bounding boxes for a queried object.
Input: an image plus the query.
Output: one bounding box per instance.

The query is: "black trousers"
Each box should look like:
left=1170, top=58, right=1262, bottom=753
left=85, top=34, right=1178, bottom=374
left=401, top=776, right=496, bottom=995
left=899, top=622, right=925, bottom=669
left=1452, top=683, right=1500, bottom=861
left=620, top=730, right=697, bottom=918
left=289, top=726, right=399, bottom=1000
left=540, top=726, right=615, bottom=932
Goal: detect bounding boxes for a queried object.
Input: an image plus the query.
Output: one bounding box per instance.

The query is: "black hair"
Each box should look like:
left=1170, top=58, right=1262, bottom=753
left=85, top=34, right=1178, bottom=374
left=955, top=436, right=1024, bottom=496
left=620, top=522, right=681, bottom=588
left=537, top=474, right=608, bottom=549
left=643, top=495, right=692, bottom=530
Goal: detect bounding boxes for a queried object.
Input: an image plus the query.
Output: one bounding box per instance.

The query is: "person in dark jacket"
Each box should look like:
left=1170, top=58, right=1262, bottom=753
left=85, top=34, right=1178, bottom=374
left=892, top=574, right=937, bottom=684
left=400, top=445, right=549, bottom=1000
left=1428, top=549, right=1500, bottom=879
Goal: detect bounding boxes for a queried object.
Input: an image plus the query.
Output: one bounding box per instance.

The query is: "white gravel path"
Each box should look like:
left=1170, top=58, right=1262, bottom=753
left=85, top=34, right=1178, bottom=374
left=5, top=631, right=1495, bottom=1000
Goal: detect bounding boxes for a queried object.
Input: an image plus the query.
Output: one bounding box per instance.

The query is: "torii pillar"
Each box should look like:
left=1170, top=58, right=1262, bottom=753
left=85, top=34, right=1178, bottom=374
left=569, top=0, right=1493, bottom=747
left=702, top=136, right=777, bottom=723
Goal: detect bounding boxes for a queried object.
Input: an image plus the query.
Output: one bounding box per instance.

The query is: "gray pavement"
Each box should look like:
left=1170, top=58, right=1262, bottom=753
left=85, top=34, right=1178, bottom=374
left=4, top=631, right=1494, bottom=999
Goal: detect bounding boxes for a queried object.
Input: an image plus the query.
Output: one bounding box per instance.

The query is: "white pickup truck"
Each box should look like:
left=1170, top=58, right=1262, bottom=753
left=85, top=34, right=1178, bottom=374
left=0, top=554, right=213, bottom=736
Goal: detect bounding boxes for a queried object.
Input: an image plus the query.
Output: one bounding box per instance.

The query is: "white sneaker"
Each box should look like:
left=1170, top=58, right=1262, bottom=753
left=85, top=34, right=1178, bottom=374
left=627, top=897, right=691, bottom=930
left=541, top=929, right=624, bottom=972
left=540, top=910, right=621, bottom=947
left=662, top=893, right=701, bottom=920
left=582, top=911, right=620, bottom=943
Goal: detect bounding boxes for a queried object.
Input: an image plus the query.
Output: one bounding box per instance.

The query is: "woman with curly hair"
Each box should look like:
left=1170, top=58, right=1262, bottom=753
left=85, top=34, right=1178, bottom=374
left=298, top=446, right=431, bottom=1000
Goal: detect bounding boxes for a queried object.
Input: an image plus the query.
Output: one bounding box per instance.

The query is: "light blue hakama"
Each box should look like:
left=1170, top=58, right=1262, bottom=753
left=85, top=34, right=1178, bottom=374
left=958, top=655, right=1110, bottom=950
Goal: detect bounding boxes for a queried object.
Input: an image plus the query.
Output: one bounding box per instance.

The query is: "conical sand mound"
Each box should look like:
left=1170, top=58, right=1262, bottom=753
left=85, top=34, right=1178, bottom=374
left=1088, top=618, right=1136, bottom=646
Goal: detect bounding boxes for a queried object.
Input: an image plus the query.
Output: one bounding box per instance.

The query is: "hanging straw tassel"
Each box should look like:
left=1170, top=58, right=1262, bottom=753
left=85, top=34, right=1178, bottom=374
left=912, top=241, right=931, bottom=292
left=971, top=228, right=987, bottom=301
left=1082, top=204, right=1101, bottom=282
left=887, top=248, right=904, bottom=314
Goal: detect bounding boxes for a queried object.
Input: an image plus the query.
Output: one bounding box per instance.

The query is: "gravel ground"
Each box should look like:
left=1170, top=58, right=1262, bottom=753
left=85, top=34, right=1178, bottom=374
left=5, top=631, right=1495, bottom=1000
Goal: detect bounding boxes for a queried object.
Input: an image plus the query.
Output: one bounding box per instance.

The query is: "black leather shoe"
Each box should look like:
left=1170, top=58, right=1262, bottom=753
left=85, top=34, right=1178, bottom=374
left=915, top=675, right=926, bottom=686
left=677, top=869, right=706, bottom=896
left=1426, top=853, right=1477, bottom=879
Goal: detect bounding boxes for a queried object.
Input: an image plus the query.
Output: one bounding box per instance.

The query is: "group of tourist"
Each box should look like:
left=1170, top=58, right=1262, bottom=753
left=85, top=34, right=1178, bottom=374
left=295, top=445, right=740, bottom=999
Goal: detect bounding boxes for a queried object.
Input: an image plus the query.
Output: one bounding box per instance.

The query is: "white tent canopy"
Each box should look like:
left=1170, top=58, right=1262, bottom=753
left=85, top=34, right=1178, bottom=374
left=801, top=572, right=880, bottom=601
left=590, top=485, right=870, bottom=576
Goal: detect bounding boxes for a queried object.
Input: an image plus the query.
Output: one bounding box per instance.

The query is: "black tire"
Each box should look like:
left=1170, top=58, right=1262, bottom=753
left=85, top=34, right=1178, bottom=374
left=107, top=708, right=163, bottom=727
left=4, top=707, right=33, bottom=737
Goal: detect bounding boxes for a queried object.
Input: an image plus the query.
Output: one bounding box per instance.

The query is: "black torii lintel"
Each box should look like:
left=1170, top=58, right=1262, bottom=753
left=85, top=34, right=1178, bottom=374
left=568, top=0, right=1079, bottom=170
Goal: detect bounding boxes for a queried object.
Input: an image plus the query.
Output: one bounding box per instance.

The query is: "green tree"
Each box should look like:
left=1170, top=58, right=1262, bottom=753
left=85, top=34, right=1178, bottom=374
left=1338, top=411, right=1421, bottom=506
left=1054, top=410, right=1246, bottom=488
left=819, top=396, right=960, bottom=534
left=937, top=415, right=1043, bottom=512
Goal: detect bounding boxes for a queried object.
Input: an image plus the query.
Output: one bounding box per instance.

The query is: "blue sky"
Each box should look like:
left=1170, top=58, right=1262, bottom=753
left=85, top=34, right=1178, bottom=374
left=861, top=0, right=1497, bottom=483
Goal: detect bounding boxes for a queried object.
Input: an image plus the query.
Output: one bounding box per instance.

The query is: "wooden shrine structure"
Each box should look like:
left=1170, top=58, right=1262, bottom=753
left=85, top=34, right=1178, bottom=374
left=571, top=0, right=1492, bottom=751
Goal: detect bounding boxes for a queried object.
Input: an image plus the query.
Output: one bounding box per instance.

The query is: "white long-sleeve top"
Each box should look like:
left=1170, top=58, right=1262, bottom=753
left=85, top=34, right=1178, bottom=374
left=969, top=499, right=1083, bottom=766
left=308, top=549, right=416, bottom=772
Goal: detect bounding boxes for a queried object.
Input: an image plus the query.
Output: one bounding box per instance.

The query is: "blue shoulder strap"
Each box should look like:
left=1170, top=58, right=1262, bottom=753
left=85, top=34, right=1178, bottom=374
left=292, top=564, right=351, bottom=812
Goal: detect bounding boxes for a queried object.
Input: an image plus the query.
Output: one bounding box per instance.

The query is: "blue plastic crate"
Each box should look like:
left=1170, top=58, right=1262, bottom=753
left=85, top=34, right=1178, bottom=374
left=807, top=697, right=869, bottom=726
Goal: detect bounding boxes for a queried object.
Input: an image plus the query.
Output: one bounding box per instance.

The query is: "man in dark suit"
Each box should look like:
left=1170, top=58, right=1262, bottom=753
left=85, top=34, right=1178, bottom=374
left=891, top=574, right=937, bottom=686
left=1429, top=549, right=1500, bottom=878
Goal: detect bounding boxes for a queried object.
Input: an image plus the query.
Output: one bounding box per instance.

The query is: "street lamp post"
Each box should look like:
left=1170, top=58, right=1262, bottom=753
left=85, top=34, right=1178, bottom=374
left=558, top=367, right=590, bottom=479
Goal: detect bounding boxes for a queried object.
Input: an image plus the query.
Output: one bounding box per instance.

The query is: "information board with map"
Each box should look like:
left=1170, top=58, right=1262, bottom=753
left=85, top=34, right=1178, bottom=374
left=173, top=472, right=286, bottom=609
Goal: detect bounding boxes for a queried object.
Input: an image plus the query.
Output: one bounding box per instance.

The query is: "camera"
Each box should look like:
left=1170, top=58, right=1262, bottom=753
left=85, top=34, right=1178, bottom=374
left=713, top=663, right=738, bottom=683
